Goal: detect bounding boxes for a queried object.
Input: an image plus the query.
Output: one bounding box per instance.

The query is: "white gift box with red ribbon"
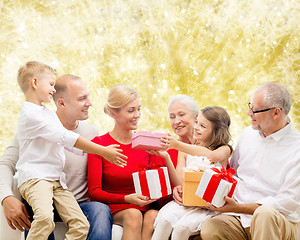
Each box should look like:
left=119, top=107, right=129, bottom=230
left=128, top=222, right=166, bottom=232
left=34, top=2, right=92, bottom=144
left=132, top=167, right=172, bottom=199
left=195, top=167, right=238, bottom=207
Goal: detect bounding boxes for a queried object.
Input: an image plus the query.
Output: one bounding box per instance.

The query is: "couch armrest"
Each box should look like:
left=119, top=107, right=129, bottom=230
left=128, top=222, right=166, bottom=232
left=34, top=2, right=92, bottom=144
left=112, top=224, right=123, bottom=240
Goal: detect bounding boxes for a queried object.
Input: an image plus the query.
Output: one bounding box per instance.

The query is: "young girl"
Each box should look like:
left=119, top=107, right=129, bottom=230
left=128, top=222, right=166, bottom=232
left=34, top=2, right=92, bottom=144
left=151, top=106, right=233, bottom=240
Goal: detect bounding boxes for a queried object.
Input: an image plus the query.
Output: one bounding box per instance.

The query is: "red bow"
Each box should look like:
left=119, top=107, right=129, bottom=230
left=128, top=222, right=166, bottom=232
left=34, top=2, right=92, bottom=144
left=210, top=166, right=236, bottom=183
left=137, top=162, right=164, bottom=171
left=202, top=167, right=237, bottom=203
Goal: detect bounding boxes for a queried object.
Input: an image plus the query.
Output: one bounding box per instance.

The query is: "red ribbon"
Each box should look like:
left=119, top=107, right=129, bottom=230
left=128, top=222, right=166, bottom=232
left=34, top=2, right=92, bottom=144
left=210, top=166, right=235, bottom=182
left=202, top=167, right=237, bottom=204
left=137, top=162, right=164, bottom=171
left=138, top=170, right=151, bottom=198
left=137, top=163, right=169, bottom=198
left=157, top=168, right=168, bottom=196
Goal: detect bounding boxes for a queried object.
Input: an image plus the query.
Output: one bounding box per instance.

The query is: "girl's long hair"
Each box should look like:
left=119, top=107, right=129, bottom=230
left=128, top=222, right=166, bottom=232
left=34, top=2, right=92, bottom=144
left=201, top=106, right=233, bottom=153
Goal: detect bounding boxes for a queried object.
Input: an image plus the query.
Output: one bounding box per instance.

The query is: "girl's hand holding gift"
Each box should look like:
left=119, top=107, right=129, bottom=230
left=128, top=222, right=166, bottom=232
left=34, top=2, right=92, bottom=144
left=160, top=134, right=179, bottom=150
left=173, top=185, right=183, bottom=205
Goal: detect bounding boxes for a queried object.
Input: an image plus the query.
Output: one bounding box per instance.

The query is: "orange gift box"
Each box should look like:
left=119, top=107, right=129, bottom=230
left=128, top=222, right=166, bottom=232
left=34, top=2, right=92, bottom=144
left=182, top=169, right=207, bottom=207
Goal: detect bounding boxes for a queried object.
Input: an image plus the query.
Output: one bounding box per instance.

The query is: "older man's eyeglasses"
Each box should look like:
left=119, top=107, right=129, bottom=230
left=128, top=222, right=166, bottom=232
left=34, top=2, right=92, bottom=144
left=248, top=102, right=281, bottom=114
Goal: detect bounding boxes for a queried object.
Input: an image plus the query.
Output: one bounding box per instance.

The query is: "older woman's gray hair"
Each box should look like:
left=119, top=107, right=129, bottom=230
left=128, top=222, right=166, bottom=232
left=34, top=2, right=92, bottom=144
left=168, top=94, right=199, bottom=116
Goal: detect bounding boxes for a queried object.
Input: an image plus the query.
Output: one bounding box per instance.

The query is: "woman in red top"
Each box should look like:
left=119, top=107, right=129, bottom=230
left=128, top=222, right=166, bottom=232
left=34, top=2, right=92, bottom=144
left=88, top=84, right=163, bottom=240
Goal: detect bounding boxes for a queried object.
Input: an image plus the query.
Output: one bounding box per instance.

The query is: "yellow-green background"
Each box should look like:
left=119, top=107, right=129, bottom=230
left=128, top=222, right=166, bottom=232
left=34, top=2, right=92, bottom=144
left=0, top=0, right=299, bottom=155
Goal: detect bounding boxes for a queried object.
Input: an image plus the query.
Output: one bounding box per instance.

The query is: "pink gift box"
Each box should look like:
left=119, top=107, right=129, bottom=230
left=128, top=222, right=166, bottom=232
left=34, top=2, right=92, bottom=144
left=132, top=131, right=167, bottom=151
left=195, top=167, right=238, bottom=207
left=132, top=167, right=172, bottom=199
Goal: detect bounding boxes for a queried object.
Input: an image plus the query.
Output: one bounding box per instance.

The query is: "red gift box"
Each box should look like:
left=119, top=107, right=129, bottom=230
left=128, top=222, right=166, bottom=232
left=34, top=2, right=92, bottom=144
left=195, top=166, right=238, bottom=207
left=132, top=166, right=172, bottom=199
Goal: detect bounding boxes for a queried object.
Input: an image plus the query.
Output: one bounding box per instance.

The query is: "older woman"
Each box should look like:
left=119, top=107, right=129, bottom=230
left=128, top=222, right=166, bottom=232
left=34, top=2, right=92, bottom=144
left=88, top=84, right=163, bottom=240
left=155, top=95, right=199, bottom=210
left=168, top=95, right=199, bottom=143
left=167, top=95, right=199, bottom=167
left=165, top=94, right=199, bottom=193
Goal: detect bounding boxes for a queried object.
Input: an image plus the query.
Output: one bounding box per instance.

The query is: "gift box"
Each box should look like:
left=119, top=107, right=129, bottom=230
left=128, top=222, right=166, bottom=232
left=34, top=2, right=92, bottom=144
left=182, top=169, right=207, bottom=206
left=195, top=167, right=238, bottom=208
left=182, top=155, right=214, bottom=206
left=132, top=131, right=168, bottom=151
left=132, top=166, right=172, bottom=199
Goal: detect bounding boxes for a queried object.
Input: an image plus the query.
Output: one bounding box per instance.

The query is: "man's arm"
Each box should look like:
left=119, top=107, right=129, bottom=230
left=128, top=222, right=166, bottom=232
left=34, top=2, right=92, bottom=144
left=0, top=136, right=31, bottom=231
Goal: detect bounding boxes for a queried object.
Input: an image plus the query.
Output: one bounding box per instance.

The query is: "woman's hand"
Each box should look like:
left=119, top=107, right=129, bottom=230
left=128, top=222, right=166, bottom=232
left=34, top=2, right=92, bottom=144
left=161, top=134, right=179, bottom=150
left=124, top=193, right=156, bottom=207
left=173, top=185, right=183, bottom=205
left=146, top=149, right=168, bottom=159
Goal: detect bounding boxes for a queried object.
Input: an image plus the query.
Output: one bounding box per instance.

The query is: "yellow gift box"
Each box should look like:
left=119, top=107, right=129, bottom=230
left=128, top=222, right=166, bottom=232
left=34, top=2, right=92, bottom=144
left=182, top=169, right=207, bottom=207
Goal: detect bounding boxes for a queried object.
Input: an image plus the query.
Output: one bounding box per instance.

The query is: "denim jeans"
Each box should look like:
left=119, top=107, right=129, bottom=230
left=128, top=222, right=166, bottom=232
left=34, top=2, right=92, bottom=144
left=24, top=201, right=113, bottom=240
left=79, top=201, right=113, bottom=240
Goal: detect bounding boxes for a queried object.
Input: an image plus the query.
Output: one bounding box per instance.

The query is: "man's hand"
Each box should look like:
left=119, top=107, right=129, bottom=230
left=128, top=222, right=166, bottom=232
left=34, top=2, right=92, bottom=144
left=206, top=196, right=240, bottom=213
left=2, top=196, right=31, bottom=231
left=206, top=196, right=260, bottom=215
left=173, top=185, right=183, bottom=205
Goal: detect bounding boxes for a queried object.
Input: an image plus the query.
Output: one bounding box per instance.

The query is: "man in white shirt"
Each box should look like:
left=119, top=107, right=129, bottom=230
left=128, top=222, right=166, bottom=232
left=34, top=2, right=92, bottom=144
left=0, top=74, right=113, bottom=240
left=200, top=82, right=300, bottom=240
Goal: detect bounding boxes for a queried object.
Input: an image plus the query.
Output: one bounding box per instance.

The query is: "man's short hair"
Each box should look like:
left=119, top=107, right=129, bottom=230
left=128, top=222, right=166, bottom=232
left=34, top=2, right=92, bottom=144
left=257, top=82, right=292, bottom=116
left=17, top=61, right=55, bottom=93
left=53, top=74, right=82, bottom=102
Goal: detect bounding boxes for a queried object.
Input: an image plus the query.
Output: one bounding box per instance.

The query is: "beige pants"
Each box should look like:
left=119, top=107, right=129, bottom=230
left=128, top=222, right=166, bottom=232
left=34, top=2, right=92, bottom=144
left=200, top=205, right=299, bottom=240
left=19, top=179, right=89, bottom=240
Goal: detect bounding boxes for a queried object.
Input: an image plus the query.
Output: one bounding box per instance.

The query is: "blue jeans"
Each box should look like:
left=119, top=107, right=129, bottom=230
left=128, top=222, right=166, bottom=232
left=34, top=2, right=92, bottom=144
left=79, top=201, right=113, bottom=240
left=24, top=201, right=113, bottom=240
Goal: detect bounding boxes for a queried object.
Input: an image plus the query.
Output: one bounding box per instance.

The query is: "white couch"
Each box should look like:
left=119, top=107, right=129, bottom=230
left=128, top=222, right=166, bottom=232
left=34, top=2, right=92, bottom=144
left=0, top=176, right=123, bottom=240
left=1, top=205, right=123, bottom=240
left=2, top=177, right=300, bottom=240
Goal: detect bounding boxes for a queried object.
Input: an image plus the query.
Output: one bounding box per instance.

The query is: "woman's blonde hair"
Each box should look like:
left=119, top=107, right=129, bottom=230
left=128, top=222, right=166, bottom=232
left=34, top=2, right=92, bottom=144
left=104, top=84, right=139, bottom=114
left=201, top=106, right=233, bottom=153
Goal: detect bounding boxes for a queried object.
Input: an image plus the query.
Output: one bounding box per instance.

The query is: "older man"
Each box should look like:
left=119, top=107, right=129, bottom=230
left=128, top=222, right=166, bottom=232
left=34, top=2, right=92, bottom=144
left=0, top=74, right=113, bottom=240
left=200, top=82, right=300, bottom=240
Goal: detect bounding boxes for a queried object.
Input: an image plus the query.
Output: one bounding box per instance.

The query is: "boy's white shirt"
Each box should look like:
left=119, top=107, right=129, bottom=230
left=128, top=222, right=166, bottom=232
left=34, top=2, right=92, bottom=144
left=0, top=121, right=98, bottom=204
left=16, top=101, right=80, bottom=189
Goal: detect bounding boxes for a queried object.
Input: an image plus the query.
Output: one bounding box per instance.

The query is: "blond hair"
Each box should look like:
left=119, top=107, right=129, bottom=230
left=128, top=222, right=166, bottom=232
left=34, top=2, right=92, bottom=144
left=104, top=84, right=138, bottom=114
left=17, top=61, right=55, bottom=93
